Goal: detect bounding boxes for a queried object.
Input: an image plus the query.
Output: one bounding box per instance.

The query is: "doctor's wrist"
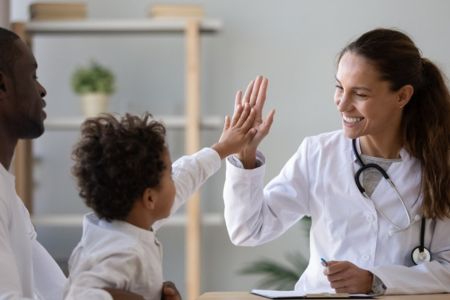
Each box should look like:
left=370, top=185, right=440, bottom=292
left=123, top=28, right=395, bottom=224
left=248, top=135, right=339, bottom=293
left=237, top=150, right=257, bottom=169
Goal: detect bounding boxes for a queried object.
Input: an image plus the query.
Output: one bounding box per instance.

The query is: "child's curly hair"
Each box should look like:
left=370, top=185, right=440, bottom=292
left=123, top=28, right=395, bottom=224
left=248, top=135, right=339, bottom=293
left=72, top=113, right=167, bottom=221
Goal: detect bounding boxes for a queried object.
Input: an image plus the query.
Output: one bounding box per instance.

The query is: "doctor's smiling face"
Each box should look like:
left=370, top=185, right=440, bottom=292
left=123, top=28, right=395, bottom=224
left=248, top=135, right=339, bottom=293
left=334, top=51, right=412, bottom=141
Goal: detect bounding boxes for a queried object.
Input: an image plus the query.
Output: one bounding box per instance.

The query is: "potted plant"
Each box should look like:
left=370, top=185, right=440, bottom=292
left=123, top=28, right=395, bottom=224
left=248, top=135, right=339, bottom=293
left=71, top=61, right=115, bottom=117
left=238, top=217, right=311, bottom=289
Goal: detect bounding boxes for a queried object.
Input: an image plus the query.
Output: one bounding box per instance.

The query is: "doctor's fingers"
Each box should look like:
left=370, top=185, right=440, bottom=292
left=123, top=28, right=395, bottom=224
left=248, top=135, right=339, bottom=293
left=240, top=79, right=255, bottom=107
left=238, top=108, right=256, bottom=131
left=323, top=261, right=353, bottom=275
left=325, top=266, right=353, bottom=283
left=328, top=275, right=364, bottom=294
left=248, top=76, right=264, bottom=107
left=252, top=77, right=268, bottom=121
left=234, top=104, right=254, bottom=128
left=258, top=109, right=275, bottom=135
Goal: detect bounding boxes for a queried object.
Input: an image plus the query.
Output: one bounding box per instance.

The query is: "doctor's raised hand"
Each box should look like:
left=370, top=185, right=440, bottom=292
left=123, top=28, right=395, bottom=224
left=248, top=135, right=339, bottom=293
left=233, top=75, right=275, bottom=168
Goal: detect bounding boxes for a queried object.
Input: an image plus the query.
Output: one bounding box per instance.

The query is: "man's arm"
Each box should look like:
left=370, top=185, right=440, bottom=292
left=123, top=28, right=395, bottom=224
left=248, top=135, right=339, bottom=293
left=105, top=281, right=182, bottom=300
left=161, top=281, right=182, bottom=300
left=0, top=200, right=33, bottom=299
left=104, top=288, right=144, bottom=300
left=32, top=240, right=66, bottom=300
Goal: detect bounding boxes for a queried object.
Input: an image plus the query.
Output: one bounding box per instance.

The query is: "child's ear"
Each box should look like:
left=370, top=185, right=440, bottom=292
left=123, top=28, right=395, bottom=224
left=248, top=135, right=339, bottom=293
left=142, top=187, right=156, bottom=210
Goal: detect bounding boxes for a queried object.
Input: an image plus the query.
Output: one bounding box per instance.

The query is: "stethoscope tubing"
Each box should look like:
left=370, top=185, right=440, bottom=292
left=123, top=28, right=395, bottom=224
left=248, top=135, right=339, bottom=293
left=351, top=139, right=430, bottom=264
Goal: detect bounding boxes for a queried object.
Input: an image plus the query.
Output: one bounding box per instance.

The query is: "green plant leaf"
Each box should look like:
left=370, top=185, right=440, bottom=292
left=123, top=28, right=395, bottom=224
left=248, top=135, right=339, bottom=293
left=239, top=252, right=308, bottom=290
left=239, top=218, right=311, bottom=290
left=71, top=61, right=115, bottom=95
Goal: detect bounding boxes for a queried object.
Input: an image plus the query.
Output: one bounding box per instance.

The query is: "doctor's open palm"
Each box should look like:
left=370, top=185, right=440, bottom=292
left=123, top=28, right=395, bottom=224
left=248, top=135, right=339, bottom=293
left=234, top=76, right=275, bottom=168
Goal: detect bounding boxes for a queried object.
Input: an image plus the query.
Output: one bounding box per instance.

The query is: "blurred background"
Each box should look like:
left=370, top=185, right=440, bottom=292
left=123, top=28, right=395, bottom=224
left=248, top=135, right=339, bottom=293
left=3, top=0, right=450, bottom=298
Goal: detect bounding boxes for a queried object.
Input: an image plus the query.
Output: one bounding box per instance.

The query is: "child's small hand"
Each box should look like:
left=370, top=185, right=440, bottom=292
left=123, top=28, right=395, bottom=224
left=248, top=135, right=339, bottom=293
left=212, top=101, right=257, bottom=159
left=161, top=281, right=181, bottom=300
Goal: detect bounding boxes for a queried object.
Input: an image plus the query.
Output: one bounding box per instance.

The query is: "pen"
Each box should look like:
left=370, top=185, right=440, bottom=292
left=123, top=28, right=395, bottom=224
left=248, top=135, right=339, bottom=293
left=320, top=257, right=328, bottom=267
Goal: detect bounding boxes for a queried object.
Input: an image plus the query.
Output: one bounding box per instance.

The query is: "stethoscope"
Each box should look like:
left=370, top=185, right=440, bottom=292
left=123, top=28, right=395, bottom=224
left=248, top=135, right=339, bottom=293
left=352, top=139, right=431, bottom=265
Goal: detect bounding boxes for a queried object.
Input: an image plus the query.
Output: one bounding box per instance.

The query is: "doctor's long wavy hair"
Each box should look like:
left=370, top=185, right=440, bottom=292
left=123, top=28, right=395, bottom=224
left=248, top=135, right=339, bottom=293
left=338, top=28, right=450, bottom=219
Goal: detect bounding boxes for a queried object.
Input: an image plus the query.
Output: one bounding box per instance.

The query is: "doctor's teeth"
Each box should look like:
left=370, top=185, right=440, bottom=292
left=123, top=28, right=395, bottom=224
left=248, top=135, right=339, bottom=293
left=343, top=116, right=363, bottom=123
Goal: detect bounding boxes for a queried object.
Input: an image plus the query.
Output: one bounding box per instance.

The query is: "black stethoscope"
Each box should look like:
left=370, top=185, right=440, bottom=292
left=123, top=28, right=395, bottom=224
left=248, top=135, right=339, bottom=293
left=352, top=139, right=431, bottom=265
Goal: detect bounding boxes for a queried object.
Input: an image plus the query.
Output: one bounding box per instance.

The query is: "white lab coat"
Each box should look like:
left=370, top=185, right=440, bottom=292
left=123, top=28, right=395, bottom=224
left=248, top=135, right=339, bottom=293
left=0, top=164, right=66, bottom=299
left=224, top=130, right=450, bottom=295
left=65, top=147, right=221, bottom=299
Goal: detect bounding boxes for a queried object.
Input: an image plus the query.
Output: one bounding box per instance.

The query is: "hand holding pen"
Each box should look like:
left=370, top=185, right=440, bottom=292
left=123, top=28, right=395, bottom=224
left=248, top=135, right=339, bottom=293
left=321, top=259, right=373, bottom=294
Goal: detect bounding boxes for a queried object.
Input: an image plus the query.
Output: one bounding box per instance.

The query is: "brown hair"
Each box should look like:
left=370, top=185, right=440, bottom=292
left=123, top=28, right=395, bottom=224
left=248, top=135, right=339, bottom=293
left=339, top=28, right=450, bottom=219
left=72, top=113, right=167, bottom=221
left=0, top=27, right=21, bottom=77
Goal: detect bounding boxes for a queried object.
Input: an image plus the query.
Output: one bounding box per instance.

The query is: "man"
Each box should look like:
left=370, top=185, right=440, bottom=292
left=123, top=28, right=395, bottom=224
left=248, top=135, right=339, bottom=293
left=0, top=27, right=181, bottom=300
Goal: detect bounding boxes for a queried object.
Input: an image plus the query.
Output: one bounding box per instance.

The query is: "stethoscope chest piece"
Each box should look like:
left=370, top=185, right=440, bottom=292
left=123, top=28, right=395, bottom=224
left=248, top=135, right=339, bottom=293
left=411, top=246, right=431, bottom=265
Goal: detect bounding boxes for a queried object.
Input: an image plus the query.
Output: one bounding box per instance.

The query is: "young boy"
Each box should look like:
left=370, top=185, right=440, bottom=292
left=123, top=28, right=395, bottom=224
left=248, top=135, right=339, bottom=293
left=64, top=106, right=256, bottom=300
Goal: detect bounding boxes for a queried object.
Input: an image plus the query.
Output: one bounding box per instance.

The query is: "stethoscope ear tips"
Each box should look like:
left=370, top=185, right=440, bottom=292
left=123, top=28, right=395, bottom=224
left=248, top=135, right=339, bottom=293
left=411, top=246, right=431, bottom=265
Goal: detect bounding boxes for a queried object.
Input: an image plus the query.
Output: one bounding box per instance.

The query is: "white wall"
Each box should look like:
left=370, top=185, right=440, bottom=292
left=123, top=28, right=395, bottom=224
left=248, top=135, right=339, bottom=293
left=0, top=0, right=9, bottom=27
left=10, top=0, right=450, bottom=297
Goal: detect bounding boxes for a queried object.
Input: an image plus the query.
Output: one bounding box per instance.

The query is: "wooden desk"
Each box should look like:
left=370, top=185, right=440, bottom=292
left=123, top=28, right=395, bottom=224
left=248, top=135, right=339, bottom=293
left=198, top=292, right=450, bottom=300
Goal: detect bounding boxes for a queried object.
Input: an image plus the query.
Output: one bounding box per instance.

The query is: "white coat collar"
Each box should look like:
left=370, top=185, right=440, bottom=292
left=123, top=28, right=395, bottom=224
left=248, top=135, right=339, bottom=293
left=352, top=138, right=411, bottom=163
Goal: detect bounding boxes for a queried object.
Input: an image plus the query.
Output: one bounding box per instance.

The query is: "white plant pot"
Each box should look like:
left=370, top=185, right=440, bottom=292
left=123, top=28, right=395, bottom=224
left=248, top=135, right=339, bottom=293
left=80, top=93, right=110, bottom=117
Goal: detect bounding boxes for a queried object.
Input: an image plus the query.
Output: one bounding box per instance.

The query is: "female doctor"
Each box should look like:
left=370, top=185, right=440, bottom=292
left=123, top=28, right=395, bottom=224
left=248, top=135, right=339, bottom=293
left=223, top=28, right=450, bottom=295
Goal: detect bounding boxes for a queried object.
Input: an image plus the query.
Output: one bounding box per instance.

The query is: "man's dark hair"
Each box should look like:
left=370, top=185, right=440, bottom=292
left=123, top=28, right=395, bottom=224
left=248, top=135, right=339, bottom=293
left=0, top=27, right=21, bottom=76
left=72, top=113, right=167, bottom=221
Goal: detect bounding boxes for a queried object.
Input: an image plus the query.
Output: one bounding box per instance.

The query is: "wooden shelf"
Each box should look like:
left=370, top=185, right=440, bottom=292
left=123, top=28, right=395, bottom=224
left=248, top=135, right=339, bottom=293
left=25, top=19, right=222, bottom=35
left=44, top=115, right=223, bottom=131
left=32, top=212, right=223, bottom=227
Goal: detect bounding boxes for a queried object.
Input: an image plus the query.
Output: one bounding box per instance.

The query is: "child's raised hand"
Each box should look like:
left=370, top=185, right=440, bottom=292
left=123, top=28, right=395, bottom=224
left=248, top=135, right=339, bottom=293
left=212, top=100, right=257, bottom=159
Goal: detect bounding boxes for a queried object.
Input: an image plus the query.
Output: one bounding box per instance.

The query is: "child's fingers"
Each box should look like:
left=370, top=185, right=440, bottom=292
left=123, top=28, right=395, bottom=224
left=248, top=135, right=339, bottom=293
left=223, top=115, right=231, bottom=130
left=240, top=108, right=256, bottom=131
left=235, top=103, right=252, bottom=128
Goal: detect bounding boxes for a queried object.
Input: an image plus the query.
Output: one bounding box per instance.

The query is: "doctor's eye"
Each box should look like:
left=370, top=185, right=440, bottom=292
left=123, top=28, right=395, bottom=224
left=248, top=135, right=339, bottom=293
left=354, top=92, right=368, bottom=99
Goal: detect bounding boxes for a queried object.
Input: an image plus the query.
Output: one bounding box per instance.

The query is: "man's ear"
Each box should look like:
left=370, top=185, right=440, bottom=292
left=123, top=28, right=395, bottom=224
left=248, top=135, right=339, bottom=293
left=142, top=187, right=156, bottom=211
left=397, top=84, right=414, bottom=109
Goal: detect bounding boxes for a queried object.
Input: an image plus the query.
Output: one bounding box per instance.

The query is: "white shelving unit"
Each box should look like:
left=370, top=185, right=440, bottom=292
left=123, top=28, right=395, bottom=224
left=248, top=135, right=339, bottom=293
left=13, top=18, right=222, bottom=300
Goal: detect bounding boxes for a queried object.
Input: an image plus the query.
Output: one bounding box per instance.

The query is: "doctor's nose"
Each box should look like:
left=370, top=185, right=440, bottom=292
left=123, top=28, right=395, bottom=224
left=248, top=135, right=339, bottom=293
left=335, top=94, right=352, bottom=112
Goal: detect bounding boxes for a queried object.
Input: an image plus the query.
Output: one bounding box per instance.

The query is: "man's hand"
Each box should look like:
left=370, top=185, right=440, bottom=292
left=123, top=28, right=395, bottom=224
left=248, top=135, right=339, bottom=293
left=323, top=261, right=373, bottom=294
left=105, top=288, right=145, bottom=300
left=161, top=281, right=182, bottom=300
